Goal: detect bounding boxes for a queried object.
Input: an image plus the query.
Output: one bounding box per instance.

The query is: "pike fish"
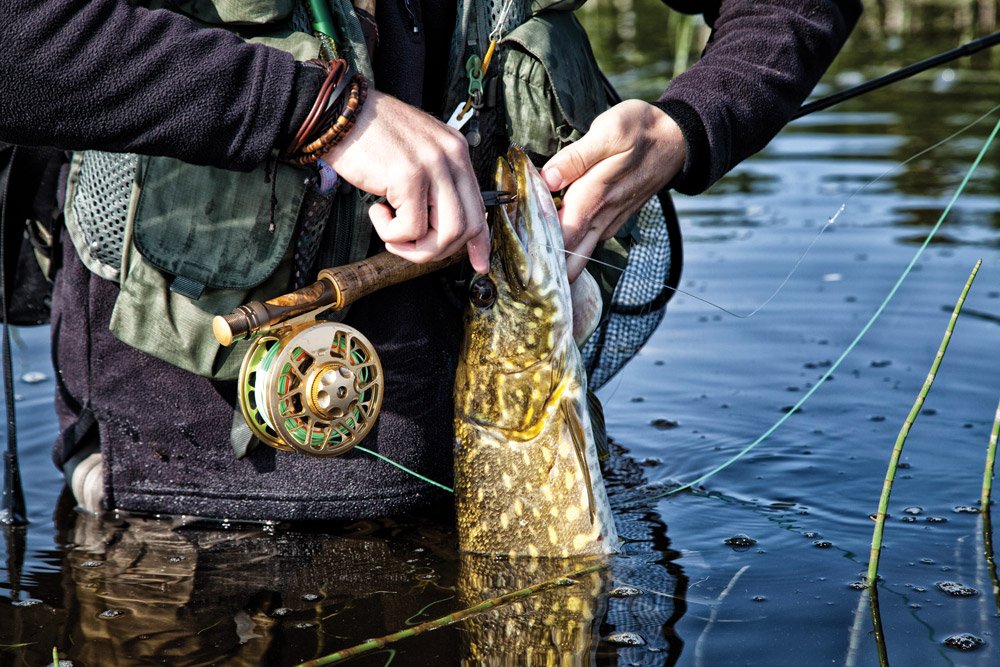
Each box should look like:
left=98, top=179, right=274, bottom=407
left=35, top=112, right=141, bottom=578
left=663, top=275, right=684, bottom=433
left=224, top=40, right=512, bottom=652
left=453, top=146, right=619, bottom=557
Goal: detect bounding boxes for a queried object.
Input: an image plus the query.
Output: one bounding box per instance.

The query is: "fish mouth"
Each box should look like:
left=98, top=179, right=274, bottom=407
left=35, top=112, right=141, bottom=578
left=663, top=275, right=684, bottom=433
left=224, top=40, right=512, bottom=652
left=490, top=147, right=564, bottom=293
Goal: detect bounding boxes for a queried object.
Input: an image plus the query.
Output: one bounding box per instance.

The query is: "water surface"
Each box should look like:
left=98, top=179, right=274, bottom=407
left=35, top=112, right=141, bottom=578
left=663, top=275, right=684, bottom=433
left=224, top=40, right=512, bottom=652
left=3, top=5, right=1000, bottom=665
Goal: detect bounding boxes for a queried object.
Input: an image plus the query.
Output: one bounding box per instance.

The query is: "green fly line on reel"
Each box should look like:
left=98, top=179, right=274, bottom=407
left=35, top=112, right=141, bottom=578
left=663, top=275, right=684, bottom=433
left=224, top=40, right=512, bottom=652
left=238, top=321, right=384, bottom=456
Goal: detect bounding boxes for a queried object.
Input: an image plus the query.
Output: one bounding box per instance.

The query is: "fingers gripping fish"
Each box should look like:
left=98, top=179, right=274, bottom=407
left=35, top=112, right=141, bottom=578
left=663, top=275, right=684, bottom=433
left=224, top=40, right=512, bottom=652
left=454, top=146, right=620, bottom=557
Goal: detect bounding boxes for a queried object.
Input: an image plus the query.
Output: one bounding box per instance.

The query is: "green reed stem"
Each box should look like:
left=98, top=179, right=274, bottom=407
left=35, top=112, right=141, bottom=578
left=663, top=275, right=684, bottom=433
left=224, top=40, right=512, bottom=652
left=297, top=563, right=608, bottom=666
left=868, top=585, right=890, bottom=667
left=982, top=398, right=1000, bottom=509
left=866, top=259, right=982, bottom=588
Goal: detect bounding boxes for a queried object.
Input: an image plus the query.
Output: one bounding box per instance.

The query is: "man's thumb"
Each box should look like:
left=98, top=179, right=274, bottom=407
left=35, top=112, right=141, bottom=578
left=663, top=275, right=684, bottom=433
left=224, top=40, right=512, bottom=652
left=541, top=134, right=603, bottom=191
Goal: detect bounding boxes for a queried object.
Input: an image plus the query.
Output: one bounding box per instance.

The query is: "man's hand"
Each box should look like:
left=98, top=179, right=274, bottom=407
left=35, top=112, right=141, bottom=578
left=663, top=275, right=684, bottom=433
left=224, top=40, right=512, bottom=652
left=541, top=100, right=687, bottom=282
left=321, top=90, right=490, bottom=274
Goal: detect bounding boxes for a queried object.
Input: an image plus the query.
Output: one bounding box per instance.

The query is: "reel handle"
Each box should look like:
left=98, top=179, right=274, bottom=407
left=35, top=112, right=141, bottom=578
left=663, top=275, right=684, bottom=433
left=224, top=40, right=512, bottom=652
left=213, top=250, right=465, bottom=346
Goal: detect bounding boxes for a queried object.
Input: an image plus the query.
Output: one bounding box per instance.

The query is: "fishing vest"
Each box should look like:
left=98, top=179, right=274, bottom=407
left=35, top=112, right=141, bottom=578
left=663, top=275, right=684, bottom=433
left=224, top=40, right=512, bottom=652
left=62, top=0, right=675, bottom=387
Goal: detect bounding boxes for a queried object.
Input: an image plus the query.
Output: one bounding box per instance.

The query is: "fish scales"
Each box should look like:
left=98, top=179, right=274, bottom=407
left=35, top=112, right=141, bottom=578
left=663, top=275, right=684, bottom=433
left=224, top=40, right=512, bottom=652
left=454, top=146, right=619, bottom=557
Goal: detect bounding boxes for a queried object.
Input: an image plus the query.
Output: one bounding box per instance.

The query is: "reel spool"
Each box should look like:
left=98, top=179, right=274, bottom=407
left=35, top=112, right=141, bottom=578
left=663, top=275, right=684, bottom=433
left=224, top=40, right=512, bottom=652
left=238, top=321, right=383, bottom=456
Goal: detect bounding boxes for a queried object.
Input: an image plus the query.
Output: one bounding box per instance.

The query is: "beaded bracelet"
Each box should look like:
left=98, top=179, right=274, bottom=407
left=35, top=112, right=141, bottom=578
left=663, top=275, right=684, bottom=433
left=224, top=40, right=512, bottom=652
left=286, top=59, right=347, bottom=156
left=291, top=74, right=369, bottom=166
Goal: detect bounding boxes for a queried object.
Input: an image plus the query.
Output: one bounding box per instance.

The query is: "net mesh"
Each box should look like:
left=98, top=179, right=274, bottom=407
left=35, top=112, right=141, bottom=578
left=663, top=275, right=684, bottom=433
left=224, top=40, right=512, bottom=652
left=582, top=193, right=680, bottom=391
left=72, top=151, right=138, bottom=272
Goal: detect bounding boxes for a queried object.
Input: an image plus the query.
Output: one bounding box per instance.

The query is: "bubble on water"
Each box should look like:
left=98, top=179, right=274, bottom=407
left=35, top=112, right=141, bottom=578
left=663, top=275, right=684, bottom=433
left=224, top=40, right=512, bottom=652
left=606, top=632, right=646, bottom=646
left=925, top=516, right=947, bottom=524
left=943, top=633, right=985, bottom=651
left=847, top=581, right=867, bottom=591
left=11, top=598, right=43, bottom=607
left=650, top=418, right=679, bottom=430
left=813, top=540, right=833, bottom=549
left=20, top=371, right=48, bottom=384
left=870, top=360, right=892, bottom=368
left=630, top=396, right=645, bottom=403
left=803, top=531, right=819, bottom=538
left=936, top=582, right=978, bottom=597
left=610, top=586, right=643, bottom=598
left=822, top=273, right=842, bottom=282
left=903, top=506, right=922, bottom=515
left=302, top=593, right=321, bottom=602
left=920, top=558, right=934, bottom=565
left=272, top=607, right=292, bottom=617
left=913, top=586, right=926, bottom=593
left=79, top=560, right=103, bottom=568
left=752, top=596, right=766, bottom=602
left=952, top=506, right=979, bottom=514
left=724, top=534, right=757, bottom=550
left=293, top=622, right=316, bottom=629
left=98, top=609, right=126, bottom=619
left=869, top=415, right=886, bottom=422
left=168, top=556, right=186, bottom=563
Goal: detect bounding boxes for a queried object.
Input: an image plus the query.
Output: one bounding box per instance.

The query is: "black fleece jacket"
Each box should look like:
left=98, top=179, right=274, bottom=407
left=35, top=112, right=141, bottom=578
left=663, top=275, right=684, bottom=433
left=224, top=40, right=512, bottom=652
left=0, top=0, right=861, bottom=194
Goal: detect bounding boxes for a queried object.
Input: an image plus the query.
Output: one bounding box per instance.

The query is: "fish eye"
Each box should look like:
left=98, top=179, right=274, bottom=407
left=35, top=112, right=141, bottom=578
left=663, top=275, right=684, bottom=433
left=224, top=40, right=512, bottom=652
left=470, top=276, right=497, bottom=308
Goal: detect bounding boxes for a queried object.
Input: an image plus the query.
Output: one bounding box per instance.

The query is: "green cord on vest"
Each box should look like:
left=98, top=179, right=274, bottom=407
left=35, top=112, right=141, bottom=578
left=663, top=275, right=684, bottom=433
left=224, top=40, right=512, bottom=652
left=309, top=0, right=338, bottom=39
left=356, top=445, right=454, bottom=493
left=653, top=117, right=1000, bottom=501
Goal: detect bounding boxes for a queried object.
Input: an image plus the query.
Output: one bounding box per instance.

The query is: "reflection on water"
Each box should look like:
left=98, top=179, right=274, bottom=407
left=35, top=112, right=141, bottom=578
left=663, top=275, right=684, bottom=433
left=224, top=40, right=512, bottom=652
left=3, top=447, right=684, bottom=665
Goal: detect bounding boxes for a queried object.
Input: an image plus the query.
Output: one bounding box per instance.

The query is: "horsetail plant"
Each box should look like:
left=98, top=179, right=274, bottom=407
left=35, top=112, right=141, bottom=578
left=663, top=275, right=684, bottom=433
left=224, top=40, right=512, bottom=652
left=982, top=398, right=1000, bottom=509
left=866, top=259, right=981, bottom=588
left=297, top=562, right=608, bottom=666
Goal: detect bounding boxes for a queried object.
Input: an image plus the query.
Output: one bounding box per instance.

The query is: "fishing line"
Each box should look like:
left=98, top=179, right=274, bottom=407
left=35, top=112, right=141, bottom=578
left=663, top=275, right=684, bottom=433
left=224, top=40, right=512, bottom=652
left=356, top=445, right=454, bottom=493
left=635, top=116, right=1000, bottom=503
left=555, top=103, right=1000, bottom=323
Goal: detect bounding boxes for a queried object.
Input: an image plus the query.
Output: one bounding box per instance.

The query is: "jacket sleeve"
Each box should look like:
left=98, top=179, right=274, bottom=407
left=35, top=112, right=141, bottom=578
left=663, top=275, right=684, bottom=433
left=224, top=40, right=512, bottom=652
left=655, top=0, right=863, bottom=195
left=0, top=0, right=319, bottom=171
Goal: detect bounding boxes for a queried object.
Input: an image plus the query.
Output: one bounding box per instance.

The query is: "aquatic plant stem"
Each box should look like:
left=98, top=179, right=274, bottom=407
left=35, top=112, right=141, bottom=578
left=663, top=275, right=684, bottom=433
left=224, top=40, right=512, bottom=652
left=296, top=563, right=607, bottom=666
left=981, top=399, right=1000, bottom=509
left=866, top=259, right=982, bottom=588
left=868, top=585, right=889, bottom=667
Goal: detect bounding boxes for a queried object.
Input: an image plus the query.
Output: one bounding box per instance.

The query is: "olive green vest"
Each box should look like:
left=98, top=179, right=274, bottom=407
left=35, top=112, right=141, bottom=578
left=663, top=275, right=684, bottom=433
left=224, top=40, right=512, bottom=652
left=63, top=0, right=624, bottom=380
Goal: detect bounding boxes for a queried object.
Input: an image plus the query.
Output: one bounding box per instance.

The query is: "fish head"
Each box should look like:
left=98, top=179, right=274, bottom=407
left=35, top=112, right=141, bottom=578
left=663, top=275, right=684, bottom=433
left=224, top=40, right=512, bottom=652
left=458, top=146, right=575, bottom=435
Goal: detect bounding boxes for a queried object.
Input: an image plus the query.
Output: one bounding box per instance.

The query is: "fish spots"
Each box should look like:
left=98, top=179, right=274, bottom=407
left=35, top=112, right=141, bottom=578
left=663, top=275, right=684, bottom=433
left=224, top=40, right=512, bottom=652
left=541, top=484, right=554, bottom=502
left=500, top=513, right=509, bottom=529
left=502, top=472, right=513, bottom=490
left=566, top=506, right=581, bottom=522
left=572, top=533, right=591, bottom=551
left=513, top=498, right=524, bottom=516
left=563, top=471, right=576, bottom=490
left=549, top=526, right=559, bottom=545
left=526, top=544, right=539, bottom=558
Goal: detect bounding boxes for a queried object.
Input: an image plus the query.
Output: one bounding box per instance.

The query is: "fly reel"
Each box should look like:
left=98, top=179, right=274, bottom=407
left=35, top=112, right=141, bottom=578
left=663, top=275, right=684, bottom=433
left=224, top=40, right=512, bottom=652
left=237, top=321, right=383, bottom=456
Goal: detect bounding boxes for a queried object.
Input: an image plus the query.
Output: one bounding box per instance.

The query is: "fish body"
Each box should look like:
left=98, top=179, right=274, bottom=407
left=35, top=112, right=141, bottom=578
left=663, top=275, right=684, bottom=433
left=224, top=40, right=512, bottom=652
left=453, top=146, right=619, bottom=557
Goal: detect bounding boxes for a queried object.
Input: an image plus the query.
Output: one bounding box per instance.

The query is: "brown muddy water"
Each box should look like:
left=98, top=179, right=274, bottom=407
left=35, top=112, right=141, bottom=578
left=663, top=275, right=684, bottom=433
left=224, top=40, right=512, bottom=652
left=4, top=4, right=1000, bottom=666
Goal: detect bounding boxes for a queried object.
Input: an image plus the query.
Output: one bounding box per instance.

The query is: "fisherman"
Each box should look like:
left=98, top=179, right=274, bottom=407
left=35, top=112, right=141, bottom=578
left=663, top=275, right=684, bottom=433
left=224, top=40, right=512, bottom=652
left=0, top=0, right=861, bottom=521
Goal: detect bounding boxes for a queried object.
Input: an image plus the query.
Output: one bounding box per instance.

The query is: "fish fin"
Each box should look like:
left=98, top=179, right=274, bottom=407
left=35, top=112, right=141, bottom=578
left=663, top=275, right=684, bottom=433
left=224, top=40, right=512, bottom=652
left=586, top=389, right=609, bottom=463
left=561, top=400, right=596, bottom=524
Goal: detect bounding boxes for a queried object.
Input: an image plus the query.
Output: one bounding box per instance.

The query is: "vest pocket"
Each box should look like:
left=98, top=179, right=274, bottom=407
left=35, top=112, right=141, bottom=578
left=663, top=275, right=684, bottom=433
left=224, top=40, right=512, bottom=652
left=499, top=11, right=610, bottom=158
left=109, top=156, right=307, bottom=380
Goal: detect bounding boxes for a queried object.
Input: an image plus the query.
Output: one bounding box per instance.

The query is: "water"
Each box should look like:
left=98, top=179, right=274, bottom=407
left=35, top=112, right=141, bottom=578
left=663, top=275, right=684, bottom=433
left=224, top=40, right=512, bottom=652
left=3, top=6, right=1000, bottom=666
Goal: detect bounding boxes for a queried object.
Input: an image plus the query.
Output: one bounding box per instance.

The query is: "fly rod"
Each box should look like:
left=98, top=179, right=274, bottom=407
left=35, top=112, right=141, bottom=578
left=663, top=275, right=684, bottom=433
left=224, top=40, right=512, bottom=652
left=794, top=30, right=1000, bottom=119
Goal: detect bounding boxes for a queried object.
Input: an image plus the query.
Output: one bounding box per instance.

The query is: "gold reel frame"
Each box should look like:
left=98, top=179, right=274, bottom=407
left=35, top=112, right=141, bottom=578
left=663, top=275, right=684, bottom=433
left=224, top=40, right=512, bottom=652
left=238, top=321, right=384, bottom=456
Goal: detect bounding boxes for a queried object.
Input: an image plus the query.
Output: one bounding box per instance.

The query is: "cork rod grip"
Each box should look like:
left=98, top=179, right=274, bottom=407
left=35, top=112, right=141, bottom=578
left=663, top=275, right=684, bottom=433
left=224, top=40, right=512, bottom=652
left=320, top=250, right=465, bottom=310
left=213, top=250, right=466, bottom=346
